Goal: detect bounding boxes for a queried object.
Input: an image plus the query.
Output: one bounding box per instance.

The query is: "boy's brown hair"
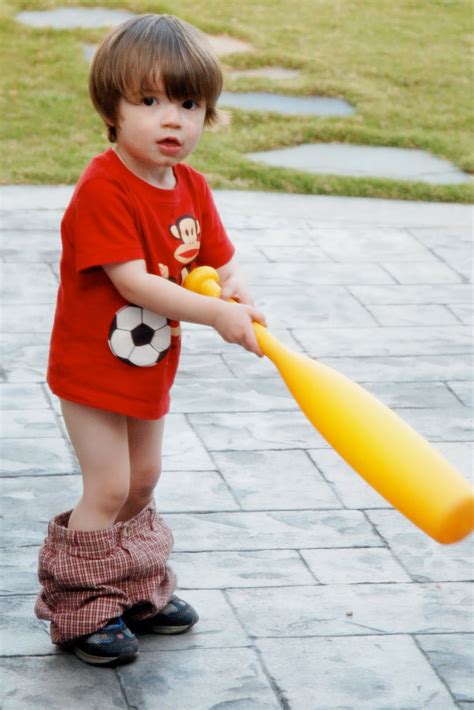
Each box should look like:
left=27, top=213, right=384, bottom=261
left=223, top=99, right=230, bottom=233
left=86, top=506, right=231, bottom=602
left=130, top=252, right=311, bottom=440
left=89, top=14, right=225, bottom=142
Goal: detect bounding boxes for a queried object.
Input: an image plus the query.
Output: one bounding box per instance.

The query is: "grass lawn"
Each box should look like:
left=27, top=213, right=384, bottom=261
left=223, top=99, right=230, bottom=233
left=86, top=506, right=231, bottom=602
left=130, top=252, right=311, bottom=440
left=1, top=0, right=473, bottom=201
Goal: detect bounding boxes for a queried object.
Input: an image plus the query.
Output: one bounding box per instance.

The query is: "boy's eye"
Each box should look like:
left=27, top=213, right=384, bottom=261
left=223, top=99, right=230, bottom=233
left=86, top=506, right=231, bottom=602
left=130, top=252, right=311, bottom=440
left=182, top=99, right=199, bottom=110
left=142, top=96, right=157, bottom=107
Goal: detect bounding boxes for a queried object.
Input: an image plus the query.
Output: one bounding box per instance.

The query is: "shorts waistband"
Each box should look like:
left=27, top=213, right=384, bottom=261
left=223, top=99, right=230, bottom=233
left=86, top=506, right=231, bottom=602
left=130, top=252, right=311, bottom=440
left=47, top=503, right=158, bottom=554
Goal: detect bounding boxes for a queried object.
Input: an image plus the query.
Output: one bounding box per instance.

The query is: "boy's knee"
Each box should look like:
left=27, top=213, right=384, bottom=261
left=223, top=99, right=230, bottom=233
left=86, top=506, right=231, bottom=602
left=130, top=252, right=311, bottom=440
left=85, top=480, right=130, bottom=514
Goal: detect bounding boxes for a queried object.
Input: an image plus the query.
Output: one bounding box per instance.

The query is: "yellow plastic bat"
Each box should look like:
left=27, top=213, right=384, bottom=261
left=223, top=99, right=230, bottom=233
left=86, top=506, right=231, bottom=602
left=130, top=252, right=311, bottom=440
left=184, top=266, right=474, bottom=545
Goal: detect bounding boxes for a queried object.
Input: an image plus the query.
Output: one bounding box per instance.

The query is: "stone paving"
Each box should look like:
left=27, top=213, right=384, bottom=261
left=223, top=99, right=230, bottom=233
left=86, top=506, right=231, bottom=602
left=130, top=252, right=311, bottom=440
left=0, top=186, right=473, bottom=709
left=247, top=144, right=472, bottom=185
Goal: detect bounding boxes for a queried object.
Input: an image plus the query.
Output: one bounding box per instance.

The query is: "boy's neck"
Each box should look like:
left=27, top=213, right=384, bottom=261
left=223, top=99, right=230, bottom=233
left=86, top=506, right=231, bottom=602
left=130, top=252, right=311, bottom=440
left=113, top=146, right=177, bottom=190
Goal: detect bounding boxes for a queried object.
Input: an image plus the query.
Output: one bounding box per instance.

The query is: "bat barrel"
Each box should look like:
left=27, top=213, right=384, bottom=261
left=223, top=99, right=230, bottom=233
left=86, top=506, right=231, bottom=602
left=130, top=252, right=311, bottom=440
left=184, top=267, right=474, bottom=544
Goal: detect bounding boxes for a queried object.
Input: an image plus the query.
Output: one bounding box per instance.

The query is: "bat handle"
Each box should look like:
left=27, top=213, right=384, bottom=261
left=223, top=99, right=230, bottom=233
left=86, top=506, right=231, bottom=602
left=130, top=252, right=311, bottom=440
left=183, top=266, right=285, bottom=359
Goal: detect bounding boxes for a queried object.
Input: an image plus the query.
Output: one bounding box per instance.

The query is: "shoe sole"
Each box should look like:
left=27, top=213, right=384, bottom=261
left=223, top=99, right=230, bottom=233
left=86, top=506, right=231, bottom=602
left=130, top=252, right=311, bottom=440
left=74, top=647, right=139, bottom=668
left=150, top=623, right=196, bottom=635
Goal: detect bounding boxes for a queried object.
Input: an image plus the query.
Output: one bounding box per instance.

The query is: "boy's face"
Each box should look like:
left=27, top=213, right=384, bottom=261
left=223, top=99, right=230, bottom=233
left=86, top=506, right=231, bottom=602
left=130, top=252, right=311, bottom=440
left=113, top=80, right=207, bottom=185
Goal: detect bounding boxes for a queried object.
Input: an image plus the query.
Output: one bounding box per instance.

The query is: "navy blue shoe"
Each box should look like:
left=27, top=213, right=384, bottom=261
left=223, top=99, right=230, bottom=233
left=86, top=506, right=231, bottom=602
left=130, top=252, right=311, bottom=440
left=72, top=617, right=138, bottom=667
left=128, top=595, right=199, bottom=635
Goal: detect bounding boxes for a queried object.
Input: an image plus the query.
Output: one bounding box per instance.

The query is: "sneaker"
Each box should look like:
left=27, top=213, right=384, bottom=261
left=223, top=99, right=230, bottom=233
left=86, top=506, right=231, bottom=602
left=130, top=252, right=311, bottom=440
left=127, top=595, right=199, bottom=635
left=71, top=617, right=139, bottom=667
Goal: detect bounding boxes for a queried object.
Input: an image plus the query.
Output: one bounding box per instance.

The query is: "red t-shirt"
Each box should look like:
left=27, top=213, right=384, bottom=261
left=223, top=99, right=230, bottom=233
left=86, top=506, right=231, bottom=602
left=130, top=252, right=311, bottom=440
left=47, top=148, right=235, bottom=419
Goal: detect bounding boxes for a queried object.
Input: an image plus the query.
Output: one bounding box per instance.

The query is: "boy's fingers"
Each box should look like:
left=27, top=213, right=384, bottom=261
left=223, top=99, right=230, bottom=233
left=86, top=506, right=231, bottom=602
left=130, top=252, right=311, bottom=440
left=250, top=309, right=267, bottom=327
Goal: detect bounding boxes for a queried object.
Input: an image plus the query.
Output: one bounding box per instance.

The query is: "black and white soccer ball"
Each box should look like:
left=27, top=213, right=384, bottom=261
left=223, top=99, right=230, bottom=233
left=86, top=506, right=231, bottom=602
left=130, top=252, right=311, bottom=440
left=108, top=305, right=171, bottom=367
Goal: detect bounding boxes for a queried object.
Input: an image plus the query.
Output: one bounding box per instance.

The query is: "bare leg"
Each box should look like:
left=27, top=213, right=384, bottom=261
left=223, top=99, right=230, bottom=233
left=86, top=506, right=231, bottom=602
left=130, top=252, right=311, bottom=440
left=115, top=416, right=165, bottom=523
left=60, top=399, right=130, bottom=531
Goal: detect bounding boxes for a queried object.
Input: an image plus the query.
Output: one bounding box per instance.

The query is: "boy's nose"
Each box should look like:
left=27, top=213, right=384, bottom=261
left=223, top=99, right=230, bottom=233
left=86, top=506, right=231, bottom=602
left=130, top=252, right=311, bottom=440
left=161, top=103, right=182, bottom=127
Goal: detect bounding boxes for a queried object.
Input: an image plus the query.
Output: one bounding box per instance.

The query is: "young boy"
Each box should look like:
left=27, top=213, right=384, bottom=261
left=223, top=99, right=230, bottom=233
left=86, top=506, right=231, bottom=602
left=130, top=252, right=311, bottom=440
left=35, top=13, right=266, bottom=667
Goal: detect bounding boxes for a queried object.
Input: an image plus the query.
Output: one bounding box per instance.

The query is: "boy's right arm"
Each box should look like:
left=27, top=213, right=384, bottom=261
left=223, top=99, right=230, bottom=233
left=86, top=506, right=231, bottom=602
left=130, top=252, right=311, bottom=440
left=103, top=259, right=266, bottom=357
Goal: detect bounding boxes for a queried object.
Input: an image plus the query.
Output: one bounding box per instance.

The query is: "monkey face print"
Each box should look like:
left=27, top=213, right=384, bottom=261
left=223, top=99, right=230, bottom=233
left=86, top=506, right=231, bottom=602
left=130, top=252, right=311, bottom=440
left=169, top=214, right=201, bottom=264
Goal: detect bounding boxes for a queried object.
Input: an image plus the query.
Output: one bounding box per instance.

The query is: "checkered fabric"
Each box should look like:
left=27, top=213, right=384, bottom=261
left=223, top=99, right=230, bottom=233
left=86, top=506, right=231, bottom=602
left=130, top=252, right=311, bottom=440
left=35, top=504, right=176, bottom=644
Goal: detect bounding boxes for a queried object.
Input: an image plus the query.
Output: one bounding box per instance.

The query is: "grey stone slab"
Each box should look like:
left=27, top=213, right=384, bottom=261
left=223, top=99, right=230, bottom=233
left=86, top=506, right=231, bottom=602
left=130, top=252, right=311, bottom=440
left=0, top=595, right=53, bottom=656
left=390, top=405, right=472, bottom=441
left=229, top=67, right=302, bottom=81
left=259, top=243, right=334, bottom=262
left=433, top=247, right=473, bottom=281
left=247, top=143, right=471, bottom=184
left=245, top=285, right=377, bottom=328
left=1, top=263, right=57, bottom=303
left=188, top=410, right=329, bottom=451
left=362, top=381, right=461, bottom=409
left=294, top=326, right=472, bottom=357
left=156, top=469, right=239, bottom=512
left=0, top=409, right=60, bottom=438
left=220, top=91, right=355, bottom=116
left=366, top=509, right=474, bottom=582
left=416, top=633, right=474, bottom=702
left=0, top=230, right=60, bottom=262
left=448, top=380, right=474, bottom=407
left=256, top=635, right=457, bottom=709
left=0, top=384, right=49, bottom=410
left=318, top=354, right=473, bottom=383
left=0, top=303, right=54, bottom=333
left=300, top=547, right=411, bottom=584
left=206, top=34, right=254, bottom=56
left=0, top=186, right=72, bottom=211
left=2, top=333, right=49, bottom=382
left=166, top=510, right=381, bottom=551
left=308, top=448, right=391, bottom=509
left=162, top=414, right=215, bottom=470
left=0, top=437, right=77, bottom=477
left=1, top=474, right=80, bottom=522
left=408, top=226, right=473, bottom=249
left=137, top=590, right=250, bottom=652
left=368, top=304, right=460, bottom=326
left=349, top=283, right=472, bottom=305
left=171, top=549, right=316, bottom=588
left=310, top=227, right=433, bottom=261
left=381, top=259, right=463, bottom=284
left=0, top=209, right=64, bottom=231
left=172, top=354, right=233, bottom=379
left=170, top=376, right=298, bottom=413
left=218, top=237, right=268, bottom=263
left=16, top=7, right=135, bottom=29
left=244, top=260, right=395, bottom=285
left=0, top=546, right=40, bottom=595
left=229, top=582, right=473, bottom=637
left=118, top=647, right=279, bottom=709
left=222, top=348, right=296, bottom=377
left=449, top=302, right=474, bottom=325
left=1, top=655, right=128, bottom=710
left=211, top=449, right=341, bottom=510
left=432, top=441, right=473, bottom=481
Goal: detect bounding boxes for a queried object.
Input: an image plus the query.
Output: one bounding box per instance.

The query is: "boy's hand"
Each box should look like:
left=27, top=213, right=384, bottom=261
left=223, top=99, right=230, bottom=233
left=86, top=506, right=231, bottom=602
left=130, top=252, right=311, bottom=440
left=212, top=300, right=267, bottom=357
left=219, top=274, right=254, bottom=306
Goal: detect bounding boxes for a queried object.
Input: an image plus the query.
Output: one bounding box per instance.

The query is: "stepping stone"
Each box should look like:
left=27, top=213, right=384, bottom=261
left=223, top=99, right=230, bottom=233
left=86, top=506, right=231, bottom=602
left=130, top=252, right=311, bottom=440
left=246, top=143, right=471, bottom=184
left=206, top=35, right=253, bottom=55
left=16, top=7, right=135, bottom=29
left=228, top=67, right=301, bottom=81
left=220, top=92, right=354, bottom=116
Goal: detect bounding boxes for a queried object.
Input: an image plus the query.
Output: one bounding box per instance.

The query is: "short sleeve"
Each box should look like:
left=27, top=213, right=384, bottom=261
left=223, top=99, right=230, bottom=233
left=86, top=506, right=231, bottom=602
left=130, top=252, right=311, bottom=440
left=195, top=179, right=235, bottom=269
left=73, top=178, right=145, bottom=273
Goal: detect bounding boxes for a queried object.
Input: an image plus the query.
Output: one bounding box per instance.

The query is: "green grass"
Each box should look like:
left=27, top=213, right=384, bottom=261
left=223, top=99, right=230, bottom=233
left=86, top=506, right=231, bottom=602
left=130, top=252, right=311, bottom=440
left=1, top=0, right=473, bottom=201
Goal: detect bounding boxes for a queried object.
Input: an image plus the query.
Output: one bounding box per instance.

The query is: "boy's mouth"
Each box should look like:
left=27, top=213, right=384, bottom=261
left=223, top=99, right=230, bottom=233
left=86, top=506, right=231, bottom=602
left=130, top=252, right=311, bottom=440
left=158, top=137, right=182, bottom=147
left=157, top=137, right=182, bottom=156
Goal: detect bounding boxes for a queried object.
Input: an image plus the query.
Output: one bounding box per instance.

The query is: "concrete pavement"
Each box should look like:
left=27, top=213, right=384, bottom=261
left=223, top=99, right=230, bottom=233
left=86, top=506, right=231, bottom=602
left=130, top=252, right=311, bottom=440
left=0, top=186, right=473, bottom=708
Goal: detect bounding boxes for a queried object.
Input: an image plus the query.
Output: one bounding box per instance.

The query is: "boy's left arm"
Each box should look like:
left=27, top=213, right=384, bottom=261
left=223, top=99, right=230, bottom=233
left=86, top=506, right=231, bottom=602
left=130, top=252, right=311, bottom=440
left=217, top=258, right=254, bottom=305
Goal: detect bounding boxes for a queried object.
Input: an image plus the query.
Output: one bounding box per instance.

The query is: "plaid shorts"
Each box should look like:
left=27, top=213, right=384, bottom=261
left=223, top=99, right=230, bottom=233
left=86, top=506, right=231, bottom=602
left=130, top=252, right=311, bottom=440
left=35, top=503, right=176, bottom=644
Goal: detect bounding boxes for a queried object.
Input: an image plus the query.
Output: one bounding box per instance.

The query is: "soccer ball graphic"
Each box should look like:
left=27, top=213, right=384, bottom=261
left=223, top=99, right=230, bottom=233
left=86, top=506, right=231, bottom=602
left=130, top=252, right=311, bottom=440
left=108, top=305, right=171, bottom=367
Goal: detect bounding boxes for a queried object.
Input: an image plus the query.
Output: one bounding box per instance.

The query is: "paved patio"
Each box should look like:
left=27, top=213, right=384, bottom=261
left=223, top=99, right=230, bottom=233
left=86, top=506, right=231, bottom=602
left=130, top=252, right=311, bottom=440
left=0, top=186, right=473, bottom=708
